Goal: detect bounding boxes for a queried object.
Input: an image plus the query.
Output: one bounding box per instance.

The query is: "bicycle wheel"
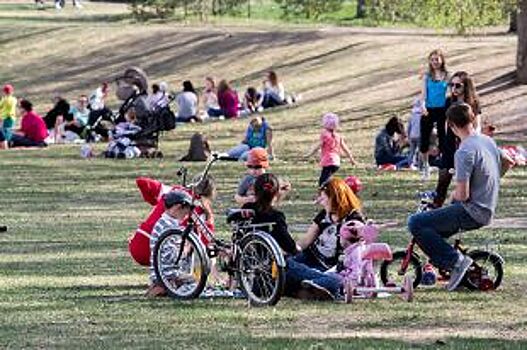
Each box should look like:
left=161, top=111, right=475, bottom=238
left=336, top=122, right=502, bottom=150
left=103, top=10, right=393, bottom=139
left=380, top=250, right=423, bottom=289
left=464, top=250, right=504, bottom=291
left=153, top=229, right=208, bottom=299
left=237, top=234, right=286, bottom=307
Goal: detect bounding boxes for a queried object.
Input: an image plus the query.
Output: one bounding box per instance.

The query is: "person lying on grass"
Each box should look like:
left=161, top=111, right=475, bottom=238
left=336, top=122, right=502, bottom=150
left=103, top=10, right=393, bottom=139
left=243, top=173, right=342, bottom=301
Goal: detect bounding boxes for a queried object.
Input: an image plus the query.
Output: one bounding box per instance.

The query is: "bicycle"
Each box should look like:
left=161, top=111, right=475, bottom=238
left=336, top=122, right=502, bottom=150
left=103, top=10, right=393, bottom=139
left=380, top=191, right=504, bottom=291
left=153, top=153, right=287, bottom=306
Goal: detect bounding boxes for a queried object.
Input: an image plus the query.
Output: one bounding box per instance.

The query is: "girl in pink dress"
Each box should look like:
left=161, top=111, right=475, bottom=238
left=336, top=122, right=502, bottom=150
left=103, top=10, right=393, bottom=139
left=306, top=113, right=356, bottom=185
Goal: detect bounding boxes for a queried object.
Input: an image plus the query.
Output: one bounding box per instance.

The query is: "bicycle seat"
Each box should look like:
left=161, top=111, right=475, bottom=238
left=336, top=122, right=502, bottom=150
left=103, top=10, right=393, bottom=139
left=362, top=243, right=393, bottom=261
left=226, top=209, right=255, bottom=224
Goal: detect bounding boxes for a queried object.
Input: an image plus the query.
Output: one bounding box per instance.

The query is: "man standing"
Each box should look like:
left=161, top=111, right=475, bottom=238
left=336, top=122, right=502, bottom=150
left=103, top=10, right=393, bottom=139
left=408, top=103, right=501, bottom=291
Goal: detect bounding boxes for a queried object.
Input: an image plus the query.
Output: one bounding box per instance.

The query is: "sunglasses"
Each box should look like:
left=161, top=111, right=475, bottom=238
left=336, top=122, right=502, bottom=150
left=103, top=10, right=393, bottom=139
left=247, top=165, right=263, bottom=170
left=450, top=83, right=464, bottom=89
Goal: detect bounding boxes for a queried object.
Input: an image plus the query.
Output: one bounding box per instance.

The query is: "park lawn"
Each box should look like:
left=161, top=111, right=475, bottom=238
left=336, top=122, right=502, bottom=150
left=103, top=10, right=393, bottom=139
left=0, top=2, right=526, bottom=349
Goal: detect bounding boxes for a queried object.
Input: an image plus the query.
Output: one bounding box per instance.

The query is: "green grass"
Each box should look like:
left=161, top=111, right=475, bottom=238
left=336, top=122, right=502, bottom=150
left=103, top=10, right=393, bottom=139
left=1, top=2, right=527, bottom=349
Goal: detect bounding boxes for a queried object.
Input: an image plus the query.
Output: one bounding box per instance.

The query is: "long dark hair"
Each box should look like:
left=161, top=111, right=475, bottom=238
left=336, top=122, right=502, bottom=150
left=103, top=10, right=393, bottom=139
left=428, top=49, right=447, bottom=75
left=183, top=80, right=197, bottom=95
left=254, top=173, right=279, bottom=213
left=385, top=115, right=404, bottom=136
left=450, top=71, right=480, bottom=114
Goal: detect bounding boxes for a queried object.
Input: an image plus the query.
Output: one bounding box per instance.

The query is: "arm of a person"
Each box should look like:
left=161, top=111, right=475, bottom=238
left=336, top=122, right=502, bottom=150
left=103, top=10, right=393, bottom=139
left=341, top=138, right=356, bottom=165
left=297, top=223, right=319, bottom=251
left=305, top=141, right=321, bottom=158
left=451, top=149, right=474, bottom=202
left=234, top=193, right=255, bottom=206
left=420, top=76, right=428, bottom=115
left=266, top=127, right=274, bottom=158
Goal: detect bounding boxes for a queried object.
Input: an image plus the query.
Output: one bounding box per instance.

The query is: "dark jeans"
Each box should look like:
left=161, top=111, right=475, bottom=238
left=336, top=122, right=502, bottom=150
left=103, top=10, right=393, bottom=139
left=285, top=257, right=341, bottom=297
left=408, top=203, right=482, bottom=271
left=375, top=154, right=409, bottom=169
left=10, top=134, right=47, bottom=148
left=207, top=108, right=224, bottom=118
left=319, top=165, right=339, bottom=186
left=292, top=251, right=327, bottom=272
left=262, top=93, right=286, bottom=109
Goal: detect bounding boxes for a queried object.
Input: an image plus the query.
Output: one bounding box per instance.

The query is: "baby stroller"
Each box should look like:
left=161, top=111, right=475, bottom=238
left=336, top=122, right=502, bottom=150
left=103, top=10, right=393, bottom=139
left=93, top=67, right=177, bottom=158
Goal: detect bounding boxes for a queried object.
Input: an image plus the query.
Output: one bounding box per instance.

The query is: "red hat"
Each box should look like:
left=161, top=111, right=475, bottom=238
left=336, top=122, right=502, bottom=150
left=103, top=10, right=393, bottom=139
left=3, top=84, right=13, bottom=94
left=246, top=147, right=269, bottom=168
left=136, top=177, right=163, bottom=206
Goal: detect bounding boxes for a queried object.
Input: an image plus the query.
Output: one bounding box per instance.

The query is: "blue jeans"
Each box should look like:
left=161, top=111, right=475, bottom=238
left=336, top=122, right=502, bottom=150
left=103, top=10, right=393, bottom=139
left=292, top=251, right=327, bottom=272
left=285, top=257, right=341, bottom=297
left=227, top=143, right=250, bottom=160
left=408, top=203, right=482, bottom=271
left=376, top=154, right=409, bottom=169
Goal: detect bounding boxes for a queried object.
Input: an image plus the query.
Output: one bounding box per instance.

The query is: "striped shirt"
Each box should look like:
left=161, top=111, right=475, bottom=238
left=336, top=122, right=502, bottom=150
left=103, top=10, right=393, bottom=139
left=149, top=213, right=182, bottom=283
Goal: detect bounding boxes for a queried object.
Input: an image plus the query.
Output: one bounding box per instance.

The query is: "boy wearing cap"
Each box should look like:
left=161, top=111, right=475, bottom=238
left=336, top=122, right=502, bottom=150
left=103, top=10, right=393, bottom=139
left=234, top=147, right=269, bottom=206
left=0, top=84, right=17, bottom=149
left=147, top=190, right=193, bottom=297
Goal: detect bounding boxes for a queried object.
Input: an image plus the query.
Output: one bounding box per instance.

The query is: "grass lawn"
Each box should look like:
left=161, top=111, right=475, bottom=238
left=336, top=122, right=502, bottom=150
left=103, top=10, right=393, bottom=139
left=0, top=2, right=526, bottom=349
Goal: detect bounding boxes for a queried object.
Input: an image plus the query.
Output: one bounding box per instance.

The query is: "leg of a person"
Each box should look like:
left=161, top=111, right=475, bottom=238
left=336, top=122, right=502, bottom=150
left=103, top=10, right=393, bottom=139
left=239, top=149, right=251, bottom=162
left=292, top=251, right=327, bottom=272
left=394, top=156, right=410, bottom=169
left=434, top=168, right=453, bottom=207
left=207, top=108, right=224, bottom=118
left=0, top=128, right=6, bottom=149
left=408, top=139, right=419, bottom=166
left=433, top=107, right=447, bottom=154
left=419, top=114, right=434, bottom=164
left=285, top=258, right=341, bottom=296
left=408, top=203, right=481, bottom=270
left=227, top=143, right=250, bottom=159
left=10, top=134, right=42, bottom=147
left=319, top=165, right=339, bottom=186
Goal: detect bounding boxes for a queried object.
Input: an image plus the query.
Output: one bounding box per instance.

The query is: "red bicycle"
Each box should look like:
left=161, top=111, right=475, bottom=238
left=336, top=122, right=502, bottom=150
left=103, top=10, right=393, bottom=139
left=380, top=191, right=504, bottom=291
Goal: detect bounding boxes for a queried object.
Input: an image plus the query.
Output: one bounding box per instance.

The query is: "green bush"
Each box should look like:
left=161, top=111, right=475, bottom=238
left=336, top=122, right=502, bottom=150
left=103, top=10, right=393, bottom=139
left=274, top=0, right=346, bottom=19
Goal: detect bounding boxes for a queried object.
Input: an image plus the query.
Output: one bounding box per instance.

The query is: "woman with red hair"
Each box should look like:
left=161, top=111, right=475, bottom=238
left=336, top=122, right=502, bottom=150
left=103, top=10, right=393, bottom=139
left=295, top=177, right=365, bottom=271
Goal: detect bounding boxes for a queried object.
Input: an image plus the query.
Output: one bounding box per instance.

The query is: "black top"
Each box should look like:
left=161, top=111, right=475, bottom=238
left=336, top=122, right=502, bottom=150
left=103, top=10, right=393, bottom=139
left=309, top=209, right=365, bottom=269
left=242, top=202, right=297, bottom=256
left=44, top=99, right=71, bottom=129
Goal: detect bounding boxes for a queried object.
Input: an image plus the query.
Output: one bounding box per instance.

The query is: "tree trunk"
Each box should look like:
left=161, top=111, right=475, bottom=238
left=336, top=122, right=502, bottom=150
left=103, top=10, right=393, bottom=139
left=356, top=0, right=366, bottom=18
left=518, top=0, right=527, bottom=83
left=510, top=8, right=518, bottom=33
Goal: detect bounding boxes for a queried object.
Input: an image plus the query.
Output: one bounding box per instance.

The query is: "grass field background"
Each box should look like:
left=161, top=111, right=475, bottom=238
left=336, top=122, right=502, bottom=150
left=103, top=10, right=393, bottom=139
left=0, top=2, right=526, bottom=349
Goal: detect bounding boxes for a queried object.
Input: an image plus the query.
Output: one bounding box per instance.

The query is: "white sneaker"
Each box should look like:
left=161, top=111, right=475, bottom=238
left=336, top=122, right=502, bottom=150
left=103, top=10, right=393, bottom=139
left=447, top=255, right=473, bottom=291
left=55, top=2, right=62, bottom=10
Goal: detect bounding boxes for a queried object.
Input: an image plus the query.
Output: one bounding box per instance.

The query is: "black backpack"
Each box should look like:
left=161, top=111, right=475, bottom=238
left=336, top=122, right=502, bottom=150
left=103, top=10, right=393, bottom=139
left=157, top=107, right=176, bottom=131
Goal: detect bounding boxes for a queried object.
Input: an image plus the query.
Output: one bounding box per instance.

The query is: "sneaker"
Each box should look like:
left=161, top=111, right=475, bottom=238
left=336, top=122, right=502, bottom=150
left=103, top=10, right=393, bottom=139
left=300, top=280, right=334, bottom=301
left=447, top=255, right=473, bottom=291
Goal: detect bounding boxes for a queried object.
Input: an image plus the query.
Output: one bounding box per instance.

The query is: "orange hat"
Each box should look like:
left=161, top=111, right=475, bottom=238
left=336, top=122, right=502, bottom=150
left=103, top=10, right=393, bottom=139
left=3, top=84, right=13, bottom=94
left=246, top=147, right=269, bottom=168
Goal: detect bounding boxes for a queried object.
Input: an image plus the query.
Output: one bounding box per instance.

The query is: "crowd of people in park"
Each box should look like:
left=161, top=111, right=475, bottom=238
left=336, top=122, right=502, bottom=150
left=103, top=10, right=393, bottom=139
left=1, top=49, right=524, bottom=302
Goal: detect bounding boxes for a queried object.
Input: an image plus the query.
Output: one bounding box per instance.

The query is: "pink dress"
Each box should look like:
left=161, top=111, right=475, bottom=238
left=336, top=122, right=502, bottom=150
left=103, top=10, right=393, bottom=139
left=320, top=130, right=341, bottom=167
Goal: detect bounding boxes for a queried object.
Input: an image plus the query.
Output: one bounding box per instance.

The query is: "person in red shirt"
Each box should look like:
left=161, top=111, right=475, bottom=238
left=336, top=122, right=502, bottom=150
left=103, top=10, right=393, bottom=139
left=208, top=80, right=239, bottom=119
left=10, top=99, right=48, bottom=147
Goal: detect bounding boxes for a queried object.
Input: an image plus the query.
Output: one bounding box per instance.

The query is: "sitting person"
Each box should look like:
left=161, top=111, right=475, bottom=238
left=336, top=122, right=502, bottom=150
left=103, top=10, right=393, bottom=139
left=5, top=99, right=47, bottom=148
left=60, top=95, right=90, bottom=140
left=208, top=80, right=239, bottom=119
left=408, top=103, right=501, bottom=291
left=234, top=147, right=268, bottom=206
left=241, top=87, right=263, bottom=116
left=262, top=71, right=286, bottom=108
left=242, top=173, right=342, bottom=300
left=295, top=177, right=365, bottom=272
left=148, top=82, right=169, bottom=112
left=201, top=77, right=220, bottom=118
left=104, top=109, right=142, bottom=158
left=374, top=115, right=409, bottom=169
left=44, top=95, right=71, bottom=142
left=0, top=84, right=17, bottom=150
left=227, top=116, right=273, bottom=161
left=179, top=132, right=211, bottom=162
left=146, top=190, right=194, bottom=297
left=176, top=80, right=199, bottom=123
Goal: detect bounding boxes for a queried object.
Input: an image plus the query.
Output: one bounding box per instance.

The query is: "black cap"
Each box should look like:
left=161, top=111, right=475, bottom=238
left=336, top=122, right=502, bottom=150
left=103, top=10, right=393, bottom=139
left=164, top=191, right=193, bottom=208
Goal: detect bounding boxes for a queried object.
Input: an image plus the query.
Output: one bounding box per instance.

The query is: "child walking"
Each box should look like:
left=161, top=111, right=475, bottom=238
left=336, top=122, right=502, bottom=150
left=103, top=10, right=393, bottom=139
left=420, top=49, right=449, bottom=180
left=305, top=113, right=356, bottom=186
left=407, top=97, right=422, bottom=168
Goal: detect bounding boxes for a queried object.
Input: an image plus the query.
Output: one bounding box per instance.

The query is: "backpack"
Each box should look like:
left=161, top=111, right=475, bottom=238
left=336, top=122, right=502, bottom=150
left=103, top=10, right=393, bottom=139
left=157, top=106, right=176, bottom=131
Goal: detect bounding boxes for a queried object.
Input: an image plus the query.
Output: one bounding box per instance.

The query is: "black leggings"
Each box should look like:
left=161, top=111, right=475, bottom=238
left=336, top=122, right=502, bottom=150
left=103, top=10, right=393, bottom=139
left=319, top=165, right=339, bottom=186
left=419, top=107, right=447, bottom=154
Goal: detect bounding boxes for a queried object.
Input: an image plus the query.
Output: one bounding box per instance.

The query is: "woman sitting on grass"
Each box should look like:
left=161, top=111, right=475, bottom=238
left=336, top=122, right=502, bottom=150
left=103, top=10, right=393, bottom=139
left=176, top=81, right=200, bottom=123
left=243, top=173, right=342, bottom=301
left=294, top=177, right=365, bottom=272
left=227, top=116, right=273, bottom=161
left=3, top=99, right=48, bottom=148
left=262, top=71, right=286, bottom=108
left=374, top=115, right=408, bottom=169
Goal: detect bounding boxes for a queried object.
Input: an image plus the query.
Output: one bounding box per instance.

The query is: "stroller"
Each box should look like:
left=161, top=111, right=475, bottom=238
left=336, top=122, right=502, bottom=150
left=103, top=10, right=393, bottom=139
left=90, top=67, right=177, bottom=158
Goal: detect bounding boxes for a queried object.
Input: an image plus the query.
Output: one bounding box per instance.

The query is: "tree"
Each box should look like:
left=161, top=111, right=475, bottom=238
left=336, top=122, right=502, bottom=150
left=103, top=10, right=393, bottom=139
left=356, top=0, right=366, bottom=18
left=518, top=0, right=527, bottom=83
left=275, top=0, right=345, bottom=19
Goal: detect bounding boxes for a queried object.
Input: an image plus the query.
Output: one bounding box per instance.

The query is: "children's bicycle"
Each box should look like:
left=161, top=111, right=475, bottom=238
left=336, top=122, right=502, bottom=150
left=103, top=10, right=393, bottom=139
left=380, top=191, right=504, bottom=291
left=153, top=153, right=287, bottom=306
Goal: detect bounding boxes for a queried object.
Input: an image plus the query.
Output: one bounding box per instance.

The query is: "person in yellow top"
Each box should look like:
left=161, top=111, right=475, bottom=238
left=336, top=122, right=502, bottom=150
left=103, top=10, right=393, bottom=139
left=0, top=84, right=17, bottom=149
